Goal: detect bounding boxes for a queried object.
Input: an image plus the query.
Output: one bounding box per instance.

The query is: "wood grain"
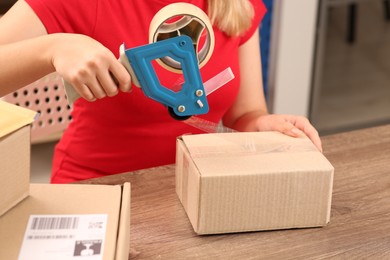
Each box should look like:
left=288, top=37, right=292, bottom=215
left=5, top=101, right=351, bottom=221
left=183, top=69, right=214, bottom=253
left=78, top=125, right=390, bottom=259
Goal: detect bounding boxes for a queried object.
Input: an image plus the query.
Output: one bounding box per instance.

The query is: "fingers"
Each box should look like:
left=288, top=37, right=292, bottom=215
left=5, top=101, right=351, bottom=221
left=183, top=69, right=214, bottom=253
left=110, top=63, right=132, bottom=93
left=97, top=72, right=119, bottom=97
left=52, top=34, right=132, bottom=102
left=83, top=62, right=131, bottom=99
left=70, top=70, right=106, bottom=101
left=87, top=78, right=107, bottom=99
left=275, top=121, right=305, bottom=142
left=284, top=125, right=303, bottom=137
left=283, top=116, right=323, bottom=152
left=72, top=82, right=96, bottom=102
left=304, top=126, right=322, bottom=152
left=68, top=62, right=131, bottom=102
left=291, top=116, right=323, bottom=152
left=258, top=114, right=323, bottom=153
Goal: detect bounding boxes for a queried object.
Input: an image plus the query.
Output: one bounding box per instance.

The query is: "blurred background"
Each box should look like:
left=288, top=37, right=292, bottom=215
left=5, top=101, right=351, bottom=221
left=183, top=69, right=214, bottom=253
left=1, top=0, right=389, bottom=182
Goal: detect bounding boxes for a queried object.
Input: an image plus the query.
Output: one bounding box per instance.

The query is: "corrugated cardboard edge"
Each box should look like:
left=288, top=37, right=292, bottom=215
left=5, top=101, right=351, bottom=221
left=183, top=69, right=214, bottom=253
left=175, top=138, right=201, bottom=233
left=0, top=100, right=38, bottom=138
left=325, top=168, right=335, bottom=223
left=0, top=125, right=31, bottom=217
left=115, top=182, right=131, bottom=260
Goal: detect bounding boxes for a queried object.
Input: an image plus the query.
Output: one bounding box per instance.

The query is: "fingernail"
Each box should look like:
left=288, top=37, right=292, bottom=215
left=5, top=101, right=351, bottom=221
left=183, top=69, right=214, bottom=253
left=291, top=128, right=303, bottom=135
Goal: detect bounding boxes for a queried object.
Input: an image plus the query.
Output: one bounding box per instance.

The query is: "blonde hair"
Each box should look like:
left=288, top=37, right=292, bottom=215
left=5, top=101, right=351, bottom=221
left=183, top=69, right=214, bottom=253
left=208, top=0, right=254, bottom=37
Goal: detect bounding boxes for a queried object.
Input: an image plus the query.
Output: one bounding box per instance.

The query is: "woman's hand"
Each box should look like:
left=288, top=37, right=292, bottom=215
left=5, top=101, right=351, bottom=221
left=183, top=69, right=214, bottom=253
left=50, top=33, right=131, bottom=101
left=224, top=30, right=322, bottom=152
left=254, top=114, right=323, bottom=152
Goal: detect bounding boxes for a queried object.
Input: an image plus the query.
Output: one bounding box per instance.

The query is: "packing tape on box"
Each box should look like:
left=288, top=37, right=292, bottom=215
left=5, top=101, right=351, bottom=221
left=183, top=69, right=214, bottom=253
left=183, top=133, right=319, bottom=159
left=188, top=142, right=319, bottom=158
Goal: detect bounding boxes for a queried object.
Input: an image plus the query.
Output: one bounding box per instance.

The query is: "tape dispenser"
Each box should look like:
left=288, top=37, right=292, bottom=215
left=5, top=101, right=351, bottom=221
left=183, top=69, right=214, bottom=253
left=65, top=3, right=215, bottom=120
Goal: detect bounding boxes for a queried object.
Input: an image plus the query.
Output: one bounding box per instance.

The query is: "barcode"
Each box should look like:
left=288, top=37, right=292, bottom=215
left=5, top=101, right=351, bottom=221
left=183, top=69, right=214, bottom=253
left=30, top=217, right=79, bottom=230
left=27, top=235, right=75, bottom=240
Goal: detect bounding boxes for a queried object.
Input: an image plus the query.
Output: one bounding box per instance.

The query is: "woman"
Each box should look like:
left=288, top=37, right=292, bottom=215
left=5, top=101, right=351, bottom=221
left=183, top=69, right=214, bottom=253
left=0, top=0, right=322, bottom=183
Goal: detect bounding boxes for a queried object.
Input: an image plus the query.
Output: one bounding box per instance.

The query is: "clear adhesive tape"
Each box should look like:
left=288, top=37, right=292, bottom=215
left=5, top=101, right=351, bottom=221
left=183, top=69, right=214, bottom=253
left=149, top=3, right=215, bottom=73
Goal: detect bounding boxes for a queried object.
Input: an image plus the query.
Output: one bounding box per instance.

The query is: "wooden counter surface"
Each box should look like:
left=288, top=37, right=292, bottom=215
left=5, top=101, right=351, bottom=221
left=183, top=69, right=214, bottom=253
left=79, top=125, right=390, bottom=259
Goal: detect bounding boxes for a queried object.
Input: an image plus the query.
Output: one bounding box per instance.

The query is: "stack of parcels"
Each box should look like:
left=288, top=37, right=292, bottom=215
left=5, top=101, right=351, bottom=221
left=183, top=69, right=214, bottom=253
left=0, top=101, right=130, bottom=260
left=176, top=131, right=334, bottom=235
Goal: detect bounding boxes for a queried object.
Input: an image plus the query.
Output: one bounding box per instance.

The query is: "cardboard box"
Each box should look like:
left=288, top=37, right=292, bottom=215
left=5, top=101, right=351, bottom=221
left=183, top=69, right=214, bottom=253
left=0, top=183, right=131, bottom=260
left=175, top=132, right=334, bottom=235
left=0, top=100, right=37, bottom=216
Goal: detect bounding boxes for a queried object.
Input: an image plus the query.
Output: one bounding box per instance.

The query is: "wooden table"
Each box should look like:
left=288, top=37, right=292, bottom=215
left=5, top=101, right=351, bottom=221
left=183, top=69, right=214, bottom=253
left=79, top=125, right=390, bottom=259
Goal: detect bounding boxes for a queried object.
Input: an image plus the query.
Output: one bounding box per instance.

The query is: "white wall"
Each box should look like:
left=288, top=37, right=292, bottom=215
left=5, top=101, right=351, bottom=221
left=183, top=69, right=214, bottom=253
left=268, top=0, right=319, bottom=117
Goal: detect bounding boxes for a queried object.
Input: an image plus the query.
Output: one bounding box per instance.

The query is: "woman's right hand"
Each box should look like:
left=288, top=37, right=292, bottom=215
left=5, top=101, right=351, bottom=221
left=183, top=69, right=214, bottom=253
left=0, top=1, right=130, bottom=99
left=51, top=33, right=132, bottom=102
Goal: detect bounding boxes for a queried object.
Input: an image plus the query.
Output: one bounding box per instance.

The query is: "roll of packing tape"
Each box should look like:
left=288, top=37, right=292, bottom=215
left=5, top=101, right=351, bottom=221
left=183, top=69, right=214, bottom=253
left=149, top=3, right=215, bottom=73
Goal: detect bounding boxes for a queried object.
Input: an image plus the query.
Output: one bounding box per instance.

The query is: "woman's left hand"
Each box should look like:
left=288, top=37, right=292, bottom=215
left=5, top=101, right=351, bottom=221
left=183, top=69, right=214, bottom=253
left=226, top=30, right=322, bottom=152
left=254, top=114, right=322, bottom=152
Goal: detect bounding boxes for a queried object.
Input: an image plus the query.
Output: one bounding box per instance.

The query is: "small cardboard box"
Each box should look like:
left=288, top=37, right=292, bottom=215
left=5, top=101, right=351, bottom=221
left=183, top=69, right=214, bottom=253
left=0, top=183, right=131, bottom=260
left=0, top=100, right=37, bottom=216
left=175, top=132, right=334, bottom=235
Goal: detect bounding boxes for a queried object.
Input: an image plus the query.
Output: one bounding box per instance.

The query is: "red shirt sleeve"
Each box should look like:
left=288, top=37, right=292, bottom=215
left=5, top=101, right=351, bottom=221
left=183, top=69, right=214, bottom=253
left=25, top=0, right=98, bottom=35
left=239, top=0, right=267, bottom=45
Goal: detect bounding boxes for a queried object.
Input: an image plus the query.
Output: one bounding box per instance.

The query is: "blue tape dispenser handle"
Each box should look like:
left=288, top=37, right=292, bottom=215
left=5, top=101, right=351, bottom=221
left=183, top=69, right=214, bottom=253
left=64, top=3, right=215, bottom=121
left=64, top=35, right=211, bottom=120
left=120, top=35, right=209, bottom=120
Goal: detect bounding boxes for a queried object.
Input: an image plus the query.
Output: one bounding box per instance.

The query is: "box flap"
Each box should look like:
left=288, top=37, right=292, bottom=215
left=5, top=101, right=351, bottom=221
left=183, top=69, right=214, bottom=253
left=0, top=100, right=38, bottom=138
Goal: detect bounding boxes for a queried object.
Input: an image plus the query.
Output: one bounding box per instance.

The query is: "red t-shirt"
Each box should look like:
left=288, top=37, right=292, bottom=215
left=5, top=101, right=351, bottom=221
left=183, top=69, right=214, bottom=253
left=25, top=0, right=266, bottom=183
